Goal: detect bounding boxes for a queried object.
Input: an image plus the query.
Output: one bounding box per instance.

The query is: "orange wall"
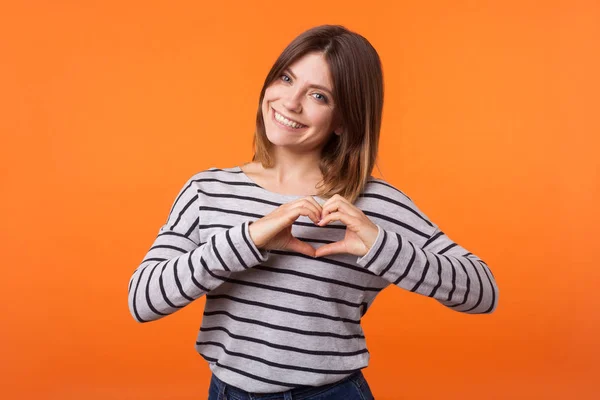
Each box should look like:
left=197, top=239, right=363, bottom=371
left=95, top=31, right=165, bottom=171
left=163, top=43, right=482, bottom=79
left=1, top=1, right=598, bottom=399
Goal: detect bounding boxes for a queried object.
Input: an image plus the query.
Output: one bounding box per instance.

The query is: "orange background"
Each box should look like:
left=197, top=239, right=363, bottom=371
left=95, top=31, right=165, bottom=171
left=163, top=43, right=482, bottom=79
left=1, top=0, right=598, bottom=399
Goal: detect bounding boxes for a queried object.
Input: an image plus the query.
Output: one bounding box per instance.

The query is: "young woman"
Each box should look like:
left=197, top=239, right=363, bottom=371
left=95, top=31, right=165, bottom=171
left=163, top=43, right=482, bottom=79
left=128, top=24, right=499, bottom=400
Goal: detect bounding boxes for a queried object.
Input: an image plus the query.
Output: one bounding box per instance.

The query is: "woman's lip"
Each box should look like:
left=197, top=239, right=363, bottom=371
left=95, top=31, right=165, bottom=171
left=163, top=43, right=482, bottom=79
left=271, top=107, right=306, bottom=127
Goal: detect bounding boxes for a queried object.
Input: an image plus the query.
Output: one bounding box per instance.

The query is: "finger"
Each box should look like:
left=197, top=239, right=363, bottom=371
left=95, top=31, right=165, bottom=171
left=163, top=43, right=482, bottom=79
left=304, top=195, right=324, bottom=216
left=321, top=202, right=359, bottom=222
left=318, top=211, right=357, bottom=229
left=290, top=199, right=322, bottom=224
left=320, top=200, right=338, bottom=221
left=288, top=205, right=321, bottom=225
left=300, top=196, right=324, bottom=223
left=286, top=236, right=316, bottom=257
left=321, top=194, right=350, bottom=210
left=315, top=241, right=346, bottom=257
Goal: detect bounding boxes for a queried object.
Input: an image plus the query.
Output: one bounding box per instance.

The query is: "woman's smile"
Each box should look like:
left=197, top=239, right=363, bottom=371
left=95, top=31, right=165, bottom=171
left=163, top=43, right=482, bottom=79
left=271, top=107, right=308, bottom=132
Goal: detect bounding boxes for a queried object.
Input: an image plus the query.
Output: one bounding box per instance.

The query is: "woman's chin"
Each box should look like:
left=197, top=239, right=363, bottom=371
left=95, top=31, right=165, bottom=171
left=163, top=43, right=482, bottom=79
left=265, top=122, right=309, bottom=141
left=265, top=131, right=298, bottom=146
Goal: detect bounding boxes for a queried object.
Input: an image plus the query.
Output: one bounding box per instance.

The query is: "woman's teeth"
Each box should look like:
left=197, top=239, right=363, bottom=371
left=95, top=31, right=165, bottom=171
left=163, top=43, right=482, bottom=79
left=274, top=111, right=305, bottom=129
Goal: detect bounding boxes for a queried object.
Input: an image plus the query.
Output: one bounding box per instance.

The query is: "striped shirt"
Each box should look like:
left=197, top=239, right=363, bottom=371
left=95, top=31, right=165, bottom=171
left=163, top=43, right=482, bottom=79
left=128, top=166, right=499, bottom=392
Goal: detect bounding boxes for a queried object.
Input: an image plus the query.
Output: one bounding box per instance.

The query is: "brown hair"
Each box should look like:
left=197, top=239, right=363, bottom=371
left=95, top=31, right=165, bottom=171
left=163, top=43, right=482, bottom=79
left=251, top=24, right=384, bottom=204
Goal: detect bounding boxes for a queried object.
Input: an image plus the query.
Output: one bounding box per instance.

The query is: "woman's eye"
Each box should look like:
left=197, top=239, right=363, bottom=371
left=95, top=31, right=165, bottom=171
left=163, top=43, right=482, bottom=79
left=313, top=93, right=328, bottom=103
left=279, top=74, right=328, bottom=103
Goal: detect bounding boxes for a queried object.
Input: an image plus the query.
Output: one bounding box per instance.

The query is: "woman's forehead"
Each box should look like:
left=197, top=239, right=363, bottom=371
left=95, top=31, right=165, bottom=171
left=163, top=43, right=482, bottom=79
left=285, top=53, right=333, bottom=91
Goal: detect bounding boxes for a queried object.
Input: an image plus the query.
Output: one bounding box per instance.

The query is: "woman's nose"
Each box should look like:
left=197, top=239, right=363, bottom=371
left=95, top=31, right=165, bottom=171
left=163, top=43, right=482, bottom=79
left=283, top=89, right=302, bottom=113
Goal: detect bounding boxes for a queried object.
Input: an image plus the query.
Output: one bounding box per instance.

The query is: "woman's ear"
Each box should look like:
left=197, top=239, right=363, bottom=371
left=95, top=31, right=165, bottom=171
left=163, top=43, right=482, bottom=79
left=334, top=127, right=344, bottom=136
left=332, top=112, right=344, bottom=136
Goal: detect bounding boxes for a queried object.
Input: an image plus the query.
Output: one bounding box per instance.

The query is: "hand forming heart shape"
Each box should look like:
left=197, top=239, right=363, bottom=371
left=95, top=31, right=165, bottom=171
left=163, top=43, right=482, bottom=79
left=248, top=194, right=379, bottom=258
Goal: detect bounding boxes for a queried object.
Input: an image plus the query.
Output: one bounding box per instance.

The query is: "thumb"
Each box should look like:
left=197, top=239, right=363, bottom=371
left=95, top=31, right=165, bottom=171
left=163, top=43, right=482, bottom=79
left=315, top=241, right=345, bottom=258
left=286, top=237, right=316, bottom=257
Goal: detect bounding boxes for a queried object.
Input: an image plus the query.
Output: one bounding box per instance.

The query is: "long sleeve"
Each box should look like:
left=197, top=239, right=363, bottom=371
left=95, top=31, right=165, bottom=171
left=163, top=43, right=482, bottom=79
left=356, top=223, right=498, bottom=314
left=127, top=175, right=270, bottom=323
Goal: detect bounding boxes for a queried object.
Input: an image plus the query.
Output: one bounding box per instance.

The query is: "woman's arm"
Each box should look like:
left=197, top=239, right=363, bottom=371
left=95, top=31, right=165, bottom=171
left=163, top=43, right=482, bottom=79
left=357, top=222, right=498, bottom=314
left=354, top=180, right=498, bottom=314
left=127, top=175, right=269, bottom=323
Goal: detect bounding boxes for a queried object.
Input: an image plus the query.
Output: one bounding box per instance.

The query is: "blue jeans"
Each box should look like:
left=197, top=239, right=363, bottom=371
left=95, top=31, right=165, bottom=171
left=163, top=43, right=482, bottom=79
left=207, top=370, right=375, bottom=400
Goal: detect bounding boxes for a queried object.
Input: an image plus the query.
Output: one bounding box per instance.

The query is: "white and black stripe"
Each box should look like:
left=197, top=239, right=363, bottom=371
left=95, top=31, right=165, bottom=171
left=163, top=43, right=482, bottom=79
left=128, top=166, right=499, bottom=392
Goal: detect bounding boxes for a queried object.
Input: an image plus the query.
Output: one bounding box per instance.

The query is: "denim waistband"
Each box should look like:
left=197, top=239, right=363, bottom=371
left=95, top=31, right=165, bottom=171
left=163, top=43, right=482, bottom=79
left=212, top=369, right=364, bottom=400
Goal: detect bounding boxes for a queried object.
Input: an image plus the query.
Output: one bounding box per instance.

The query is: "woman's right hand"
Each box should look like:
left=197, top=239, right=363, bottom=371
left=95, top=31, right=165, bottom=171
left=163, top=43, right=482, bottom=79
left=248, top=196, right=323, bottom=257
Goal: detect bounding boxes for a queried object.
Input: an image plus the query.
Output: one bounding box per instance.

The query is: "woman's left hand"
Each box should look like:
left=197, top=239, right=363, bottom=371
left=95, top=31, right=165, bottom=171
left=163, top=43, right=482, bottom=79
left=314, top=194, right=379, bottom=258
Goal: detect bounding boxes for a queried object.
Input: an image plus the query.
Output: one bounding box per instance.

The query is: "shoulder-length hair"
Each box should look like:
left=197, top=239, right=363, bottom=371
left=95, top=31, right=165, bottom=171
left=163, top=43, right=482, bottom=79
left=250, top=24, right=384, bottom=204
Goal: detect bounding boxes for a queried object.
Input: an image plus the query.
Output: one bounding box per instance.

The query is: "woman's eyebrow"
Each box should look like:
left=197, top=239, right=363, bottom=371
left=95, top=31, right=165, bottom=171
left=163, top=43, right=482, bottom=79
left=284, top=68, right=333, bottom=95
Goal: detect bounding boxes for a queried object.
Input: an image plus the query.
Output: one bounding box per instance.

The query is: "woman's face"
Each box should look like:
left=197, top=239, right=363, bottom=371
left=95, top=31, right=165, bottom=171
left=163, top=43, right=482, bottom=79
left=261, top=52, right=340, bottom=151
